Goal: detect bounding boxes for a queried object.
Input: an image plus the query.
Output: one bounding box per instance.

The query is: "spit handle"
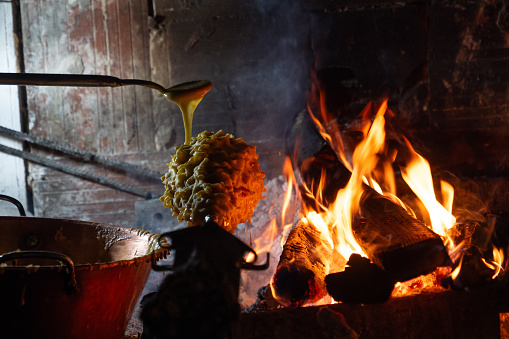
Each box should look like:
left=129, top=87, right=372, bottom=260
left=0, top=250, right=79, bottom=295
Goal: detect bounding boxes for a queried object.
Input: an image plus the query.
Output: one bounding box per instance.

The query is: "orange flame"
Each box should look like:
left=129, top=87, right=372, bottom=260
left=267, top=86, right=505, bottom=305
left=326, top=101, right=388, bottom=260
left=400, top=138, right=456, bottom=238
left=311, top=94, right=503, bottom=289
left=245, top=218, right=279, bottom=264
left=297, top=100, right=391, bottom=264
left=481, top=247, right=505, bottom=279
left=280, top=157, right=298, bottom=249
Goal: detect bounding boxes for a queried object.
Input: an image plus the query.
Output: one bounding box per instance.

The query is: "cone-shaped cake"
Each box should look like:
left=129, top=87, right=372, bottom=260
left=161, top=130, right=266, bottom=233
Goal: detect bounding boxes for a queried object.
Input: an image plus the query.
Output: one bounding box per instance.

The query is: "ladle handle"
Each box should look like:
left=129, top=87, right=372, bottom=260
left=0, top=73, right=166, bottom=92
left=0, top=250, right=78, bottom=295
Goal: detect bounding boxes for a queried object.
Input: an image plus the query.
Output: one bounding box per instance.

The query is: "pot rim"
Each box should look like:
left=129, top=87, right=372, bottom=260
left=0, top=216, right=168, bottom=272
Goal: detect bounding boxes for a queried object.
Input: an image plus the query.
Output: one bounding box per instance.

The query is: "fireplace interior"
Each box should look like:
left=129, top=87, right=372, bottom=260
left=1, top=0, right=509, bottom=338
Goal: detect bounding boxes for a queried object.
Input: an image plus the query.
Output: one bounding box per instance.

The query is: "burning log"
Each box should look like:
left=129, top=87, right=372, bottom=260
left=441, top=219, right=503, bottom=290
left=355, top=189, right=450, bottom=282
left=271, top=194, right=448, bottom=306
left=270, top=145, right=449, bottom=306
left=325, top=254, right=395, bottom=304
left=306, top=145, right=449, bottom=280
left=270, top=220, right=342, bottom=307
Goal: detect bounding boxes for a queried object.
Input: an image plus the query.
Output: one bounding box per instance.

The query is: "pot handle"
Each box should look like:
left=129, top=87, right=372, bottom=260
left=0, top=250, right=79, bottom=295
left=151, top=233, right=173, bottom=271
left=240, top=250, right=270, bottom=271
left=0, top=194, right=26, bottom=216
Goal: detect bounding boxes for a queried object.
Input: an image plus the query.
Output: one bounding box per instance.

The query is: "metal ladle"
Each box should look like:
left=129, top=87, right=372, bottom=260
left=0, top=73, right=213, bottom=144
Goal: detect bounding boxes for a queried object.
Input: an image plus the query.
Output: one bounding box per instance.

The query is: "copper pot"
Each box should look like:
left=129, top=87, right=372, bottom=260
left=0, top=202, right=166, bottom=339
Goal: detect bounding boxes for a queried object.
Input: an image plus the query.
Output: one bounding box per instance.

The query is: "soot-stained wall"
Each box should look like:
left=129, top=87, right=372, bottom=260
left=17, top=0, right=509, bottom=227
left=19, top=0, right=312, bottom=226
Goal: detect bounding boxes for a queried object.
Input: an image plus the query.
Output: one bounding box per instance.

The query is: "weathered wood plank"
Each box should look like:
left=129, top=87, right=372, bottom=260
left=22, top=0, right=156, bottom=156
left=65, top=0, right=100, bottom=151
left=22, top=0, right=64, bottom=140
left=115, top=0, right=137, bottom=153
left=27, top=146, right=168, bottom=223
left=102, top=0, right=127, bottom=154
left=20, top=0, right=163, bottom=225
left=0, top=2, right=27, bottom=211
left=91, top=0, right=117, bottom=155
left=30, top=165, right=162, bottom=194
left=149, top=9, right=177, bottom=152
left=31, top=166, right=163, bottom=226
left=130, top=0, right=155, bottom=152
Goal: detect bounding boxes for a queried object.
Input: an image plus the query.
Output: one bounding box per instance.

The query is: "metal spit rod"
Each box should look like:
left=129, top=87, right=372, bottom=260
left=0, top=125, right=163, bottom=181
left=0, top=143, right=157, bottom=199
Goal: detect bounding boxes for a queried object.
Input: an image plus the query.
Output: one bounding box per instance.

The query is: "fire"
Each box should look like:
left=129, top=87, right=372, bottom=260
left=400, top=137, right=456, bottom=243
left=239, top=73, right=507, bottom=309
left=245, top=218, right=279, bottom=264
left=245, top=158, right=298, bottom=265
left=302, top=212, right=334, bottom=250
left=264, top=91, right=505, bottom=305
left=280, top=157, right=298, bottom=249
left=482, top=247, right=505, bottom=279
left=294, top=101, right=390, bottom=264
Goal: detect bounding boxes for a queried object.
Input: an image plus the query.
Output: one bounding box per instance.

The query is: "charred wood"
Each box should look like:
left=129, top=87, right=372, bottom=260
left=325, top=254, right=395, bottom=304
left=441, top=225, right=501, bottom=291
left=356, top=190, right=450, bottom=282
left=271, top=221, right=336, bottom=307
left=303, top=145, right=449, bottom=280
left=441, top=247, right=496, bottom=291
